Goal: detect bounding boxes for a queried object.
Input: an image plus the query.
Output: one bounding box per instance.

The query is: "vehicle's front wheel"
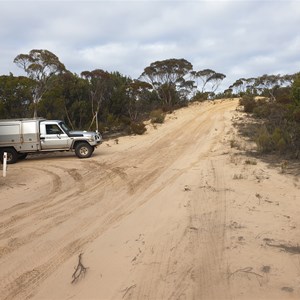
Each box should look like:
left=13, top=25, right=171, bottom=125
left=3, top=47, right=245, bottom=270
left=75, top=143, right=93, bottom=159
left=1, top=148, right=18, bottom=164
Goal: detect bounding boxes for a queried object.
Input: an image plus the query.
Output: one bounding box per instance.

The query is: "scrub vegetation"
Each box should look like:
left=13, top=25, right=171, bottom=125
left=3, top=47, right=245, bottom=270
left=237, top=75, right=300, bottom=159
left=0, top=49, right=299, bottom=158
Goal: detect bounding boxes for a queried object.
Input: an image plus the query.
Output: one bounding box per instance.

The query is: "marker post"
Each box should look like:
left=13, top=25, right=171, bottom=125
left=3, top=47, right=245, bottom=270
left=3, top=152, right=7, bottom=177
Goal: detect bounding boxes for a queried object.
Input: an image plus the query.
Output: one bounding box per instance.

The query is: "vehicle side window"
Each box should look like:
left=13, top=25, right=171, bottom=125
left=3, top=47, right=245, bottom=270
left=46, top=124, right=63, bottom=135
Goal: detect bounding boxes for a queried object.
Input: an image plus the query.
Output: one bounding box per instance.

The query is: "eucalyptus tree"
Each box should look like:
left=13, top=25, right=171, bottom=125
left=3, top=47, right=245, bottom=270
left=14, top=49, right=66, bottom=118
left=223, top=88, right=233, bottom=98
left=0, top=74, right=34, bottom=118
left=191, top=69, right=226, bottom=99
left=126, top=80, right=152, bottom=121
left=291, top=73, right=300, bottom=106
left=229, top=78, right=248, bottom=96
left=232, top=77, right=257, bottom=96
left=140, top=58, right=194, bottom=108
left=254, top=74, right=281, bottom=101
left=208, top=72, right=226, bottom=93
left=244, top=78, right=257, bottom=94
left=191, top=69, right=215, bottom=93
left=108, top=72, right=132, bottom=117
left=39, top=72, right=90, bottom=129
left=81, top=69, right=113, bottom=131
left=252, top=74, right=297, bottom=101
left=57, top=72, right=90, bottom=129
left=280, top=74, right=295, bottom=87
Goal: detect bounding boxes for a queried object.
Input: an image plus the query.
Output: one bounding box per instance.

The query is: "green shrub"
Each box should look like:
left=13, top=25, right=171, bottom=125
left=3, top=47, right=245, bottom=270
left=292, top=73, right=300, bottom=105
left=150, top=109, right=165, bottom=124
left=274, top=87, right=292, bottom=104
left=293, top=107, right=300, bottom=122
left=245, top=159, right=257, bottom=165
left=129, top=122, right=147, bottom=135
left=239, top=76, right=300, bottom=158
left=256, top=126, right=274, bottom=153
left=256, top=126, right=288, bottom=154
left=191, top=91, right=209, bottom=102
left=240, top=95, right=256, bottom=113
left=253, top=103, right=271, bottom=118
left=271, top=128, right=287, bottom=154
left=277, top=138, right=287, bottom=154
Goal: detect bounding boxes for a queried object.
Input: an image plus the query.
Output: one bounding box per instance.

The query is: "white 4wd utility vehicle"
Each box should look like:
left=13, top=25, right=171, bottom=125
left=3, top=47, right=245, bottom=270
left=0, top=118, right=102, bottom=164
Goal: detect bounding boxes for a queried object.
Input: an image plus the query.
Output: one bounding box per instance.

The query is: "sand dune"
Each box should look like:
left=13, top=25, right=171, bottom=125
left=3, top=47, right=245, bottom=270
left=1, top=99, right=299, bottom=300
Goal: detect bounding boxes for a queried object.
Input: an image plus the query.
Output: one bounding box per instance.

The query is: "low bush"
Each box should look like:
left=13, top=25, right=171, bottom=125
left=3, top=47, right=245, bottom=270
left=191, top=91, right=210, bottom=102
left=245, top=159, right=257, bottom=165
left=293, top=106, right=300, bottom=122
left=150, top=109, right=165, bottom=124
left=255, top=126, right=288, bottom=154
left=129, top=122, right=147, bottom=135
left=240, top=95, right=256, bottom=113
left=256, top=126, right=274, bottom=153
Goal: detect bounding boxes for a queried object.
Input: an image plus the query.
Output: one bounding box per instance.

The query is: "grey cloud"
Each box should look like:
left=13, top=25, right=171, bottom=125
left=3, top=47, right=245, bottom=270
left=0, top=0, right=299, bottom=91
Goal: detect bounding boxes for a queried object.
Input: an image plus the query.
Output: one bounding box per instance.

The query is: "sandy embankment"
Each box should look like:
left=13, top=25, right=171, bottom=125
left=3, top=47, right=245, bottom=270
left=0, top=99, right=299, bottom=300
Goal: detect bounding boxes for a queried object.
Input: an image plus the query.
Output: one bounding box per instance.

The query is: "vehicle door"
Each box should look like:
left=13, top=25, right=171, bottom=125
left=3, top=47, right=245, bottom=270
left=40, top=123, right=70, bottom=150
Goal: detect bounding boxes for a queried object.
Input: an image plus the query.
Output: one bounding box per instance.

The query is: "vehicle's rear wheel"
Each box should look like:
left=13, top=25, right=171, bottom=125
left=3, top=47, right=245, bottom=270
left=75, top=143, right=93, bottom=159
left=1, top=148, right=19, bottom=164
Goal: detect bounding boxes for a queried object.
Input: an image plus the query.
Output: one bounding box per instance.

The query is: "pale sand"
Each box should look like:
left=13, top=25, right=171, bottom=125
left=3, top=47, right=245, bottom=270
left=0, top=99, right=299, bottom=300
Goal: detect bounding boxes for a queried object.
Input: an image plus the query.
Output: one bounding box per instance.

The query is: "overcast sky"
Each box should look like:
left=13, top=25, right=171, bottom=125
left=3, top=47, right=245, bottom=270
left=1, top=0, right=299, bottom=92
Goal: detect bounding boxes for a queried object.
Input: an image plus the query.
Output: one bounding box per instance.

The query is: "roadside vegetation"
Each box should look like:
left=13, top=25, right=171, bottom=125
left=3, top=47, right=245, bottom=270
left=0, top=50, right=225, bottom=136
left=236, top=74, right=300, bottom=159
left=0, top=49, right=299, bottom=158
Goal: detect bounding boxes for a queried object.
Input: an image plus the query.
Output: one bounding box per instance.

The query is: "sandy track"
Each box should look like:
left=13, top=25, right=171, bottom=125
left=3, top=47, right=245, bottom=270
left=1, top=99, right=299, bottom=300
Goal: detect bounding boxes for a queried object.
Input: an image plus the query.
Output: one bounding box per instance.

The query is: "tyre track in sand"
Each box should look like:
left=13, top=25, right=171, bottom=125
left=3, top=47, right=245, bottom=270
left=121, top=107, right=232, bottom=300
left=0, top=100, right=238, bottom=299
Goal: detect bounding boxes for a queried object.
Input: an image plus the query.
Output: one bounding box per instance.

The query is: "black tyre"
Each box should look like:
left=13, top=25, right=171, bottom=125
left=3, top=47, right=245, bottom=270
left=75, top=143, right=93, bottom=159
left=1, top=148, right=18, bottom=164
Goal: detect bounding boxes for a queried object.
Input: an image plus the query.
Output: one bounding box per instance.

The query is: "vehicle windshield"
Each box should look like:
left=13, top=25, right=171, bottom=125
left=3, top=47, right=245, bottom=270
left=60, top=122, right=70, bottom=133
